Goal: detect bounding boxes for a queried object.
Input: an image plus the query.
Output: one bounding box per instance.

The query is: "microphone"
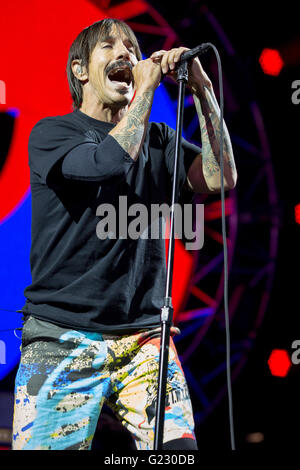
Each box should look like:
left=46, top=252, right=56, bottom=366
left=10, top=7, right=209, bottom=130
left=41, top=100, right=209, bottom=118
left=152, top=43, right=211, bottom=81
left=177, top=43, right=211, bottom=65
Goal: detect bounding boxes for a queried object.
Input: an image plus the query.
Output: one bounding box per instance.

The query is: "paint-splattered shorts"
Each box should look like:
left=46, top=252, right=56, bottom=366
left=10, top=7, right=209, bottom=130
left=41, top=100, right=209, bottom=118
left=12, top=315, right=197, bottom=450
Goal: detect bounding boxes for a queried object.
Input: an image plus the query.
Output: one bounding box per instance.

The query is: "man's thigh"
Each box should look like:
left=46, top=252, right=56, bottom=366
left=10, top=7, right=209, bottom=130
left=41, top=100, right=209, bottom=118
left=12, top=316, right=109, bottom=450
left=107, top=329, right=198, bottom=450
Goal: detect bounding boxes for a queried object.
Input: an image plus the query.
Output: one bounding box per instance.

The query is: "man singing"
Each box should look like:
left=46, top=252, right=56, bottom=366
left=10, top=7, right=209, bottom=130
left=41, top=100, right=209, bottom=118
left=12, top=18, right=237, bottom=450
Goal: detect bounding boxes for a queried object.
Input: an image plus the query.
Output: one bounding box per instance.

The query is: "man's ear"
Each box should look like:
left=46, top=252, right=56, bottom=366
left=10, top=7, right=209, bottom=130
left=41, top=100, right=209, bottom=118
left=71, top=59, right=88, bottom=82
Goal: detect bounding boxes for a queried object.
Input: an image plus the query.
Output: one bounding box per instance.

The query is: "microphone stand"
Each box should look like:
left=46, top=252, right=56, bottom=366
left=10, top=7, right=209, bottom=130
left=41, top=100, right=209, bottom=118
left=154, top=59, right=189, bottom=450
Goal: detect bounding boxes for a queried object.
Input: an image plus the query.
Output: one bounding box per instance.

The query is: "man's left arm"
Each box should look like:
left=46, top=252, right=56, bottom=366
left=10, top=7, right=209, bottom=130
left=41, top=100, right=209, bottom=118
left=151, top=47, right=237, bottom=194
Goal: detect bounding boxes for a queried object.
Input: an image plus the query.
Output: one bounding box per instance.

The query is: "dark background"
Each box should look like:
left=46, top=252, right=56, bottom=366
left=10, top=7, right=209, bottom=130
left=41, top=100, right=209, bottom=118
left=1, top=0, right=299, bottom=450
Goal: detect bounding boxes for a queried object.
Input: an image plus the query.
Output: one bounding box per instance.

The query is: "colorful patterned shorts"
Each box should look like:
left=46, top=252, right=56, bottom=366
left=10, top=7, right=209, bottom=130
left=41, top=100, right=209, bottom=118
left=12, top=315, right=197, bottom=450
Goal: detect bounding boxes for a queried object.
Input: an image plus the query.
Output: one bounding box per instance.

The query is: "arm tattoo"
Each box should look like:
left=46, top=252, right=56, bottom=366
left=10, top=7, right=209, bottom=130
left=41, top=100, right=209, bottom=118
left=194, top=86, right=236, bottom=180
left=112, top=91, right=153, bottom=156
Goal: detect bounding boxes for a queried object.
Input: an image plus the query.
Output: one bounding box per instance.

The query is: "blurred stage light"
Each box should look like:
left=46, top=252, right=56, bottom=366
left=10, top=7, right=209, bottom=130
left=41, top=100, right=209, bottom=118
left=259, top=48, right=284, bottom=76
left=295, top=204, right=300, bottom=225
left=267, top=349, right=291, bottom=377
left=245, top=432, right=264, bottom=444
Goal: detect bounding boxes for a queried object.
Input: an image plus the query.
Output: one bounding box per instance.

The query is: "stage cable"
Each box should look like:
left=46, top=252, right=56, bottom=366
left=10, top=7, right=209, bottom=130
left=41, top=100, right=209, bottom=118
left=206, top=42, right=236, bottom=450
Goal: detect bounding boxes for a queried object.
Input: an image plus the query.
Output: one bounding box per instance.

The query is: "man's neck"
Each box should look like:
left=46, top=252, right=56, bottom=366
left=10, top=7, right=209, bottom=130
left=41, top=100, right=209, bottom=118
left=79, top=101, right=128, bottom=124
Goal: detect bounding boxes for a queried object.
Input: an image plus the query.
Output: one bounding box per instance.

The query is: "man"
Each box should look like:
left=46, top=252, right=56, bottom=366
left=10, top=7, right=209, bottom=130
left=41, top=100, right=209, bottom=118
left=12, top=18, right=237, bottom=450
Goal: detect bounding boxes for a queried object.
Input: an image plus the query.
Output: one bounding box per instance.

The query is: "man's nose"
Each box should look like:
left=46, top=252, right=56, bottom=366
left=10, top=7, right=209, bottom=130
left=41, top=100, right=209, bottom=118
left=114, top=41, right=131, bottom=61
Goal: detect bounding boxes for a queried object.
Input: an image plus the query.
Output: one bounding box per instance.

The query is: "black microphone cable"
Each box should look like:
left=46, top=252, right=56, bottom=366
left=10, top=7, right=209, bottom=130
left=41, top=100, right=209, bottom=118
left=175, top=42, right=236, bottom=450
left=203, top=42, right=236, bottom=451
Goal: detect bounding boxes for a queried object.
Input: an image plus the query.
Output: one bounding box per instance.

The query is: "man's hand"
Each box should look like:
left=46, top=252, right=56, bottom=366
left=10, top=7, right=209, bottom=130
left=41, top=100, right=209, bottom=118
left=150, top=47, right=237, bottom=194
left=132, top=58, right=162, bottom=93
left=150, top=47, right=212, bottom=95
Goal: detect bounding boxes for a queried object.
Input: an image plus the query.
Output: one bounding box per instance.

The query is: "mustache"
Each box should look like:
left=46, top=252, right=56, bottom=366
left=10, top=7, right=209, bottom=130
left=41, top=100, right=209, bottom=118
left=105, top=60, right=133, bottom=75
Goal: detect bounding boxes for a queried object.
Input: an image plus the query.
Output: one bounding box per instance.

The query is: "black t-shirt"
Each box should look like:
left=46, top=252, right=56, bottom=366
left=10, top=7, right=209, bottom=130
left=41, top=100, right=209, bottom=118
left=21, top=109, right=201, bottom=333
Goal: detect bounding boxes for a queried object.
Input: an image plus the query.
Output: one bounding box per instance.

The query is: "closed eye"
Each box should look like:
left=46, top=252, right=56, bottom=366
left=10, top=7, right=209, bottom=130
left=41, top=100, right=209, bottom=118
left=125, top=42, right=135, bottom=54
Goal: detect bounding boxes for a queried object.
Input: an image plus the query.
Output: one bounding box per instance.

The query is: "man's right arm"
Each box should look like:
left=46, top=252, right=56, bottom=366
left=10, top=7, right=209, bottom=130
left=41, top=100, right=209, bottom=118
left=108, top=58, right=161, bottom=161
left=60, top=58, right=161, bottom=185
left=109, top=89, right=153, bottom=161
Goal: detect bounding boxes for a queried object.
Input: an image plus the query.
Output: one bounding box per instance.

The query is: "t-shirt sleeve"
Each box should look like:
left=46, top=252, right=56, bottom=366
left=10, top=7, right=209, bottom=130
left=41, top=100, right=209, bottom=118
left=161, top=123, right=201, bottom=203
left=61, top=136, right=135, bottom=183
left=28, top=117, right=135, bottom=185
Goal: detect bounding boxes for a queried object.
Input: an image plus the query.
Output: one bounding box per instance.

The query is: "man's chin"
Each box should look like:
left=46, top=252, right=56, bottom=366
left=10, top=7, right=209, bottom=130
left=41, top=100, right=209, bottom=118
left=112, top=87, right=134, bottom=106
left=104, top=75, right=134, bottom=103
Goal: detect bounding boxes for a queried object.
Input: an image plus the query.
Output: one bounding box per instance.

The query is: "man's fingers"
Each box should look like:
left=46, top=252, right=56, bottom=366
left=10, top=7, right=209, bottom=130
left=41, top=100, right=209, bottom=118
left=132, top=58, right=162, bottom=91
left=159, top=47, right=189, bottom=74
left=150, top=50, right=167, bottom=60
left=150, top=47, right=194, bottom=74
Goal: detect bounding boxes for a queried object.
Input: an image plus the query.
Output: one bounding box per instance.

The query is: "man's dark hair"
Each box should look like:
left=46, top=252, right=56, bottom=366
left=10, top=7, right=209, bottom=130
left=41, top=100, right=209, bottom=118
left=66, top=18, right=142, bottom=110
